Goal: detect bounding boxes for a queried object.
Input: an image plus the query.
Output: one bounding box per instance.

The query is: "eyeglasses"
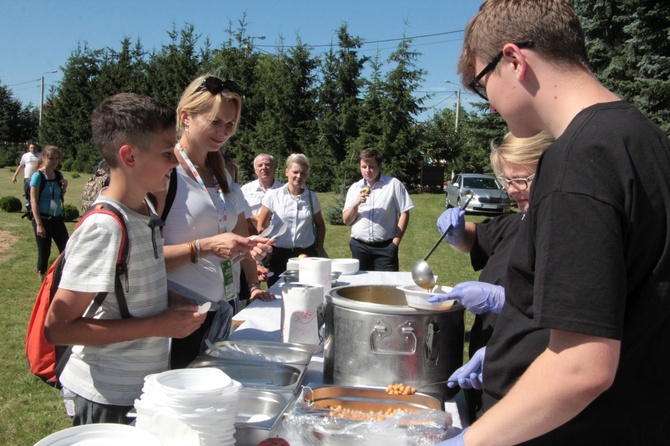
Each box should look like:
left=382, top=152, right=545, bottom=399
left=192, top=76, right=242, bottom=97
left=498, top=174, right=535, bottom=191
left=469, top=40, right=534, bottom=101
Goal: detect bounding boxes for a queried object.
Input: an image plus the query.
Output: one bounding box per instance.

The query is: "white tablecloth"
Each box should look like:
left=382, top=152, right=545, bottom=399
left=230, top=270, right=469, bottom=438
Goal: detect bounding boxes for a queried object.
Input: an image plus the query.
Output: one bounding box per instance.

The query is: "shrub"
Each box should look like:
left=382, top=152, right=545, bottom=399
left=324, top=188, right=347, bottom=226
left=0, top=196, right=23, bottom=213
left=70, top=172, right=81, bottom=179
left=62, top=204, right=80, bottom=222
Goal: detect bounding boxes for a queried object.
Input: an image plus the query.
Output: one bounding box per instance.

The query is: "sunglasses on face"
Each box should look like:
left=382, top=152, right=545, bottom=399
left=469, top=40, right=535, bottom=101
left=193, top=76, right=242, bottom=97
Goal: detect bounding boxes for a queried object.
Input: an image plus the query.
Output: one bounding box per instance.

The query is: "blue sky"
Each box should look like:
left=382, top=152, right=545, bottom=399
left=1, top=0, right=482, bottom=121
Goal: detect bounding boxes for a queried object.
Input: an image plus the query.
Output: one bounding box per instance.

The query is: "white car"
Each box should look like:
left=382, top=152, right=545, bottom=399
left=445, top=173, right=511, bottom=214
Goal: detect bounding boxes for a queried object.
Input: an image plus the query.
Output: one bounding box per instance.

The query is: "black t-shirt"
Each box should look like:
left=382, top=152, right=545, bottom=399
left=483, top=101, right=670, bottom=443
left=469, top=212, right=523, bottom=353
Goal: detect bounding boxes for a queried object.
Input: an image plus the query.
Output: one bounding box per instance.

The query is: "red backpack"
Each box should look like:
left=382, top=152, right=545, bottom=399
left=25, top=202, right=131, bottom=387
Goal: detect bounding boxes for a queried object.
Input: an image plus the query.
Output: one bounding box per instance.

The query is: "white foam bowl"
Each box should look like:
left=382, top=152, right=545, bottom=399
left=331, top=258, right=359, bottom=275
left=397, top=285, right=455, bottom=311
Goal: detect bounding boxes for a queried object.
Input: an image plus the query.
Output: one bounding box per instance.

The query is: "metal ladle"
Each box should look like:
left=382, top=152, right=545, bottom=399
left=411, top=190, right=474, bottom=290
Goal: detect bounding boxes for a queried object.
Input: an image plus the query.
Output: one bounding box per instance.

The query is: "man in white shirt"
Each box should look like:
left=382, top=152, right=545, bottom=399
left=343, top=148, right=414, bottom=271
left=241, top=153, right=284, bottom=234
left=12, top=143, right=41, bottom=207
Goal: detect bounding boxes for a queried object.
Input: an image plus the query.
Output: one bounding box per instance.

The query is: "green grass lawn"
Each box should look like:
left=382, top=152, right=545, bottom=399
left=0, top=166, right=485, bottom=443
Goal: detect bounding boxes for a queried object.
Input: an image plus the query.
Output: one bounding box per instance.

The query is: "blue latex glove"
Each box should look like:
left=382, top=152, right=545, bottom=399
left=437, top=208, right=466, bottom=245
left=447, top=347, right=485, bottom=390
left=429, top=281, right=505, bottom=314
left=436, top=428, right=468, bottom=446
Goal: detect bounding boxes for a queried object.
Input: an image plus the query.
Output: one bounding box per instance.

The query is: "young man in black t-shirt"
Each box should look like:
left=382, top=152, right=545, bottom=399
left=439, top=1, right=670, bottom=445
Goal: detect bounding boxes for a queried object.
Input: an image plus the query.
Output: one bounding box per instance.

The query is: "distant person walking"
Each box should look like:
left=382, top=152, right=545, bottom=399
left=30, top=145, right=69, bottom=279
left=12, top=143, right=41, bottom=210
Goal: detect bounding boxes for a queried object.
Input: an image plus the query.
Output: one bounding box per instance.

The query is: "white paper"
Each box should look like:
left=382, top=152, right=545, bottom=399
left=298, top=257, right=332, bottom=296
left=281, top=283, right=323, bottom=345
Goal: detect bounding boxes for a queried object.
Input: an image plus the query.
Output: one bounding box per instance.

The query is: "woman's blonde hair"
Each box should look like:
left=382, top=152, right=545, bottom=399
left=177, top=74, right=243, bottom=194
left=490, top=131, right=554, bottom=178
left=285, top=153, right=310, bottom=175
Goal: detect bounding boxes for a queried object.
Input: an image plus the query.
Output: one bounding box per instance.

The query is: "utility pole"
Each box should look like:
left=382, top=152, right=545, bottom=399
left=455, top=87, right=461, bottom=131
left=39, top=70, right=58, bottom=128
left=445, top=80, right=461, bottom=132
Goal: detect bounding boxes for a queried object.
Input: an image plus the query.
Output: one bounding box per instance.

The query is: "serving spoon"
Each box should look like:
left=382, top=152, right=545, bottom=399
left=411, top=190, right=474, bottom=290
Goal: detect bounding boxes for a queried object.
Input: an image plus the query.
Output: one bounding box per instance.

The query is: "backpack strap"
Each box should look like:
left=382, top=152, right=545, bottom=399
left=37, top=170, right=65, bottom=202
left=160, top=168, right=178, bottom=222
left=53, top=202, right=131, bottom=380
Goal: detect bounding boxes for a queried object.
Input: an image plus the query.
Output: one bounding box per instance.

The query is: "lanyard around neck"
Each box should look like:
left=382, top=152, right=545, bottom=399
left=176, top=142, right=227, bottom=229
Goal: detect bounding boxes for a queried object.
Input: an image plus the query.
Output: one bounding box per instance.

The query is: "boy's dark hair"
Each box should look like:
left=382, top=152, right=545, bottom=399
left=358, top=148, right=383, bottom=166
left=91, top=93, right=175, bottom=168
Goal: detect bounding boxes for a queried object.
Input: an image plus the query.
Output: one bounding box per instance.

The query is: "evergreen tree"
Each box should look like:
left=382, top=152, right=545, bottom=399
left=378, top=35, right=426, bottom=186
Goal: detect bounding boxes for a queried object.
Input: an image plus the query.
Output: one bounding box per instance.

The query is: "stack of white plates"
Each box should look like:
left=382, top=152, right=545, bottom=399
left=135, top=368, right=241, bottom=446
left=35, top=423, right=161, bottom=446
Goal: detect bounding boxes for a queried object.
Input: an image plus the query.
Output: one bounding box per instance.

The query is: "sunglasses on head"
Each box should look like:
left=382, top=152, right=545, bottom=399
left=192, top=76, right=242, bottom=97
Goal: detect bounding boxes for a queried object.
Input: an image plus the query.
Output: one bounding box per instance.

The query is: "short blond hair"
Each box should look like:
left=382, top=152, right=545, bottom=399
left=490, top=131, right=554, bottom=178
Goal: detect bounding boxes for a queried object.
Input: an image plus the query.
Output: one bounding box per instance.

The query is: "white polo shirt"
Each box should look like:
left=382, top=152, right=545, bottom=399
left=241, top=178, right=284, bottom=216
left=343, top=174, right=414, bottom=243
left=261, top=185, right=320, bottom=249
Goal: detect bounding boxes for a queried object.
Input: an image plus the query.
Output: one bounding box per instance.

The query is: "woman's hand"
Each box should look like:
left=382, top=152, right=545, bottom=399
left=233, top=236, right=275, bottom=263
left=257, top=263, right=269, bottom=282
left=35, top=223, right=46, bottom=238
left=203, top=232, right=258, bottom=260
left=249, top=288, right=275, bottom=302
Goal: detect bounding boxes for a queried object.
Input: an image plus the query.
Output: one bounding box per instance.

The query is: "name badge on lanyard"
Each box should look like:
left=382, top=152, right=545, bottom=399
left=177, top=143, right=236, bottom=301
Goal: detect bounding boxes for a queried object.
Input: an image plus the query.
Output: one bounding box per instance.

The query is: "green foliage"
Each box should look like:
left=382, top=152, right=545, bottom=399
left=70, top=172, right=80, bottom=179
left=323, top=186, right=347, bottom=225
left=4, top=6, right=666, bottom=194
left=61, top=204, right=80, bottom=222
left=0, top=195, right=22, bottom=212
left=574, top=0, right=670, bottom=134
left=0, top=144, right=24, bottom=168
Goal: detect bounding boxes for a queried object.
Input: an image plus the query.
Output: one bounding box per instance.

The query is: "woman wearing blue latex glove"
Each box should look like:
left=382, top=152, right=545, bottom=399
left=437, top=207, right=467, bottom=246
left=429, top=281, right=505, bottom=314
left=436, top=428, right=468, bottom=446
left=447, top=347, right=486, bottom=390
left=436, top=132, right=554, bottom=422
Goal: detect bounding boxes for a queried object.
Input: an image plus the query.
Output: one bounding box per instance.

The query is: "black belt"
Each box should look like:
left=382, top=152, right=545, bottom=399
left=353, top=238, right=393, bottom=247
left=274, top=245, right=313, bottom=253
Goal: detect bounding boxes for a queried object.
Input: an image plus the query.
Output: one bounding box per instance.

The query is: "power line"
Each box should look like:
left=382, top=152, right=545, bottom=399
left=255, top=29, right=464, bottom=50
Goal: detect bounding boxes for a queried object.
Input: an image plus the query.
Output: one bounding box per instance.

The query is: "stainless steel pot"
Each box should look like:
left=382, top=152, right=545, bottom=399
left=323, top=285, right=464, bottom=397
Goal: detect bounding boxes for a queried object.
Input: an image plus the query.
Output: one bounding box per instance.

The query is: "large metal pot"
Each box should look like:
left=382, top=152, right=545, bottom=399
left=323, top=285, right=464, bottom=397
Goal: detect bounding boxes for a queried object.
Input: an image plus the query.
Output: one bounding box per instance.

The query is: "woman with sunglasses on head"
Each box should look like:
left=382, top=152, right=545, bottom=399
left=30, top=145, right=69, bottom=280
left=430, top=131, right=554, bottom=421
left=157, top=74, right=274, bottom=369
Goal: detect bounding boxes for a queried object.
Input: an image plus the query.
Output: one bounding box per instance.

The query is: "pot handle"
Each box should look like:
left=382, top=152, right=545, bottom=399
left=369, top=321, right=417, bottom=355
left=425, top=322, right=440, bottom=363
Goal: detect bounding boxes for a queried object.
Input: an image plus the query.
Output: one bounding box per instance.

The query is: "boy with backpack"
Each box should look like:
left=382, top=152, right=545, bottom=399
left=44, top=93, right=207, bottom=425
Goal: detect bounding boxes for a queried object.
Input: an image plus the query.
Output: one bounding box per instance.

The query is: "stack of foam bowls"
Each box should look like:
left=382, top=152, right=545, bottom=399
left=135, top=367, right=241, bottom=446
